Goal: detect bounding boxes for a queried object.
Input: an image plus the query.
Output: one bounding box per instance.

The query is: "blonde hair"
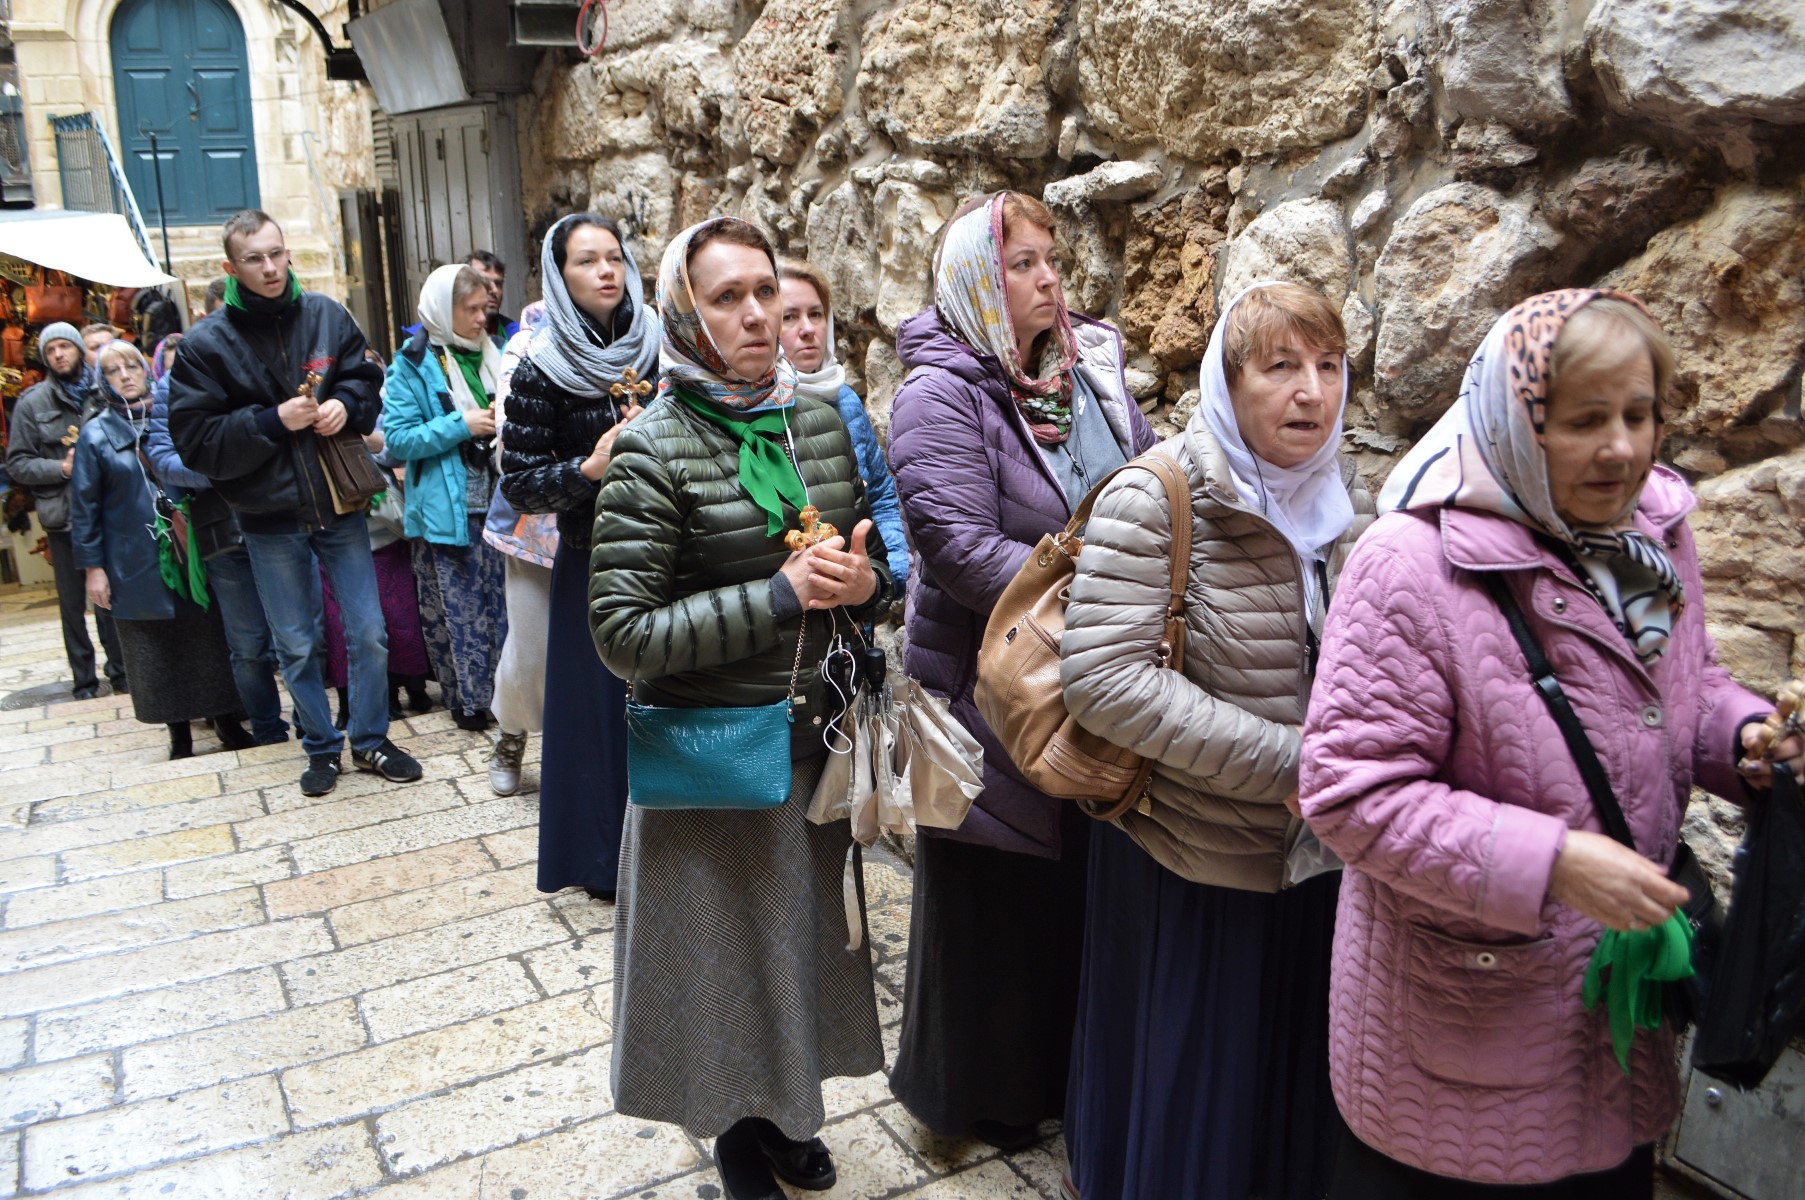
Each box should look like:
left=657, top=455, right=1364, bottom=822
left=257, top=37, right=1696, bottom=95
left=1550, top=297, right=1674, bottom=409
left=777, top=259, right=833, bottom=313
left=96, top=338, right=150, bottom=378
left=451, top=265, right=489, bottom=307
left=1222, top=283, right=1347, bottom=385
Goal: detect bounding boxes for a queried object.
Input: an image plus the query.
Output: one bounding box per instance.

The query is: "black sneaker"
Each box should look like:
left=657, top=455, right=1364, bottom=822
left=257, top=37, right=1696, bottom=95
left=300, top=753, right=342, bottom=796
left=352, top=739, right=422, bottom=783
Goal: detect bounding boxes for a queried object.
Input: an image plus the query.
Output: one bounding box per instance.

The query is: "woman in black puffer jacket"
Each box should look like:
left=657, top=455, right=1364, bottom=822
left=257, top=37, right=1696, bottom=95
left=499, top=213, right=660, bottom=901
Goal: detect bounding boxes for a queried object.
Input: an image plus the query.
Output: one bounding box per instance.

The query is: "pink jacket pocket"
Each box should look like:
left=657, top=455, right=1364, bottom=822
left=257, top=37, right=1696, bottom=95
left=1404, top=923, right=1566, bottom=1090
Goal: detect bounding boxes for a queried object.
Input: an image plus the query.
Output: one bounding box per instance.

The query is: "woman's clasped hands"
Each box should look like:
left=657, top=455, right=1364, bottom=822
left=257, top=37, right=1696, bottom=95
left=780, top=518, right=878, bottom=611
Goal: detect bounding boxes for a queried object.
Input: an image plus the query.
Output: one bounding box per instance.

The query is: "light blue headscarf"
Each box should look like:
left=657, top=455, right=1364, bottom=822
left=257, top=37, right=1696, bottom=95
left=526, top=214, right=660, bottom=402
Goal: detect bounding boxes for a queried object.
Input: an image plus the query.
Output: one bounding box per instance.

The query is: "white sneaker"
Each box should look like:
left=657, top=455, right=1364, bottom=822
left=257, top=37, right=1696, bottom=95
left=489, top=730, right=527, bottom=796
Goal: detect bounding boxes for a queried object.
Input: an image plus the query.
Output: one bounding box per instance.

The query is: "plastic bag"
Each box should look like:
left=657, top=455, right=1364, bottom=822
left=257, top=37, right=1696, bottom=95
left=896, top=677, right=983, bottom=830
left=1285, top=825, right=1344, bottom=886
left=1691, top=765, right=1805, bottom=1088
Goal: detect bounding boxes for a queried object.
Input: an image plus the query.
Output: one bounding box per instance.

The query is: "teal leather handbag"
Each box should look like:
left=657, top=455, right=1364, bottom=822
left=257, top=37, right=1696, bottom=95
left=623, top=619, right=806, bottom=810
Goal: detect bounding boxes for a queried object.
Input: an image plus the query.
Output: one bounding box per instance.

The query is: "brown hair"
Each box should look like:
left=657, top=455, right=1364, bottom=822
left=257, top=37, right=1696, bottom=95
left=685, top=217, right=777, bottom=275
left=1000, top=191, right=1057, bottom=243
left=80, top=322, right=116, bottom=342
left=1550, top=297, right=1674, bottom=410
left=221, top=209, right=280, bottom=258
left=777, top=259, right=832, bottom=313
left=1222, top=283, right=1347, bottom=385
left=451, top=265, right=489, bottom=307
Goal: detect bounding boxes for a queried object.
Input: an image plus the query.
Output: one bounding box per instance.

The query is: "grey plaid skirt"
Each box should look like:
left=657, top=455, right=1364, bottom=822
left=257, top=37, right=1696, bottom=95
left=610, top=755, right=882, bottom=1140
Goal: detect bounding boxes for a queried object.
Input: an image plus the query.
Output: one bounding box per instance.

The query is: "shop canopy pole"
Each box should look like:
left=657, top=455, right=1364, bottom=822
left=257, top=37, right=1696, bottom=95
left=146, top=129, right=173, bottom=276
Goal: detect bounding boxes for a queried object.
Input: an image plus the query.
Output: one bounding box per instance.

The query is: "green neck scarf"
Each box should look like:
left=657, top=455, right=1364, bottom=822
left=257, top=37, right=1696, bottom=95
left=446, top=345, right=491, bottom=409
left=223, top=270, right=303, bottom=312
left=155, top=499, right=209, bottom=610
left=673, top=388, right=807, bottom=538
left=1583, top=911, right=1694, bottom=1075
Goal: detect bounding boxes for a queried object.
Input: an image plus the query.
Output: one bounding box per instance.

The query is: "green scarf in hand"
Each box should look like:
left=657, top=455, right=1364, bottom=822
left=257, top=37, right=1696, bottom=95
left=673, top=389, right=807, bottom=538
left=154, top=498, right=209, bottom=610
left=1582, top=911, right=1694, bottom=1075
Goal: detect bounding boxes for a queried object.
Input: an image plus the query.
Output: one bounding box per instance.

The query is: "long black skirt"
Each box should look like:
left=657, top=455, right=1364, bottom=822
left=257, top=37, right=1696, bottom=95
left=1064, top=823, right=1342, bottom=1200
left=113, top=595, right=241, bottom=726
left=534, top=538, right=629, bottom=895
left=1330, top=1133, right=1653, bottom=1200
left=889, top=804, right=1089, bottom=1135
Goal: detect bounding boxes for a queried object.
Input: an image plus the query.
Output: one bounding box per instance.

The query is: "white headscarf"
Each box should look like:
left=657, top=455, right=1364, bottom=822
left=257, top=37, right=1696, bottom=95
left=417, top=263, right=503, bottom=415
left=1197, top=280, right=1356, bottom=609
left=788, top=307, right=847, bottom=405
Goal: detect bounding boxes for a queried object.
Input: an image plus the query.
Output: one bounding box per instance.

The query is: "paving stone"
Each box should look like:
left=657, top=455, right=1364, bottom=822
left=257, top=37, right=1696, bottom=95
left=281, top=903, right=567, bottom=1006
left=360, top=957, right=542, bottom=1043
left=32, top=1123, right=383, bottom=1200
left=233, top=784, right=467, bottom=853
left=21, top=1076, right=288, bottom=1191
left=162, top=846, right=292, bottom=899
left=1008, top=1135, right=1071, bottom=1200
left=0, top=887, right=264, bottom=972
left=281, top=989, right=607, bottom=1127
left=907, top=1160, right=1046, bottom=1199
left=59, top=825, right=239, bottom=882
left=34, top=969, right=288, bottom=1061
left=329, top=862, right=541, bottom=947
left=30, top=774, right=226, bottom=823
left=0, top=1054, right=114, bottom=1131
left=288, top=795, right=536, bottom=875
left=263, top=838, right=495, bottom=918
left=0, top=1018, right=26, bottom=1070
left=3, top=870, right=164, bottom=929
left=361, top=1110, right=700, bottom=1199
left=120, top=998, right=366, bottom=1103
left=0, top=918, right=330, bottom=1017
left=0, top=856, right=59, bottom=896
left=521, top=931, right=614, bottom=995
left=881, top=1102, right=1001, bottom=1174
left=374, top=1044, right=614, bottom=1175
left=0, top=1131, right=15, bottom=1196
left=479, top=826, right=537, bottom=868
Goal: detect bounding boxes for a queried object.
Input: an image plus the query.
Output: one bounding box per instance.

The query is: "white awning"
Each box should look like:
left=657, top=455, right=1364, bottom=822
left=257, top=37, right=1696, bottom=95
left=0, top=211, right=177, bottom=288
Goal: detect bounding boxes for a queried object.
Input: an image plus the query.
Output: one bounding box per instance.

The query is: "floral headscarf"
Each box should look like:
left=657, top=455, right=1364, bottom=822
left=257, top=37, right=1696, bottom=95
left=933, top=193, right=1079, bottom=444
left=1379, top=288, right=1685, bottom=662
left=654, top=217, right=797, bottom=414
left=149, top=333, right=183, bottom=383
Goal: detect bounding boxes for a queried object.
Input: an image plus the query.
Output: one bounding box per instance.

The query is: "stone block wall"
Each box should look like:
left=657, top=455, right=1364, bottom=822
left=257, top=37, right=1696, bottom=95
left=516, top=0, right=1805, bottom=879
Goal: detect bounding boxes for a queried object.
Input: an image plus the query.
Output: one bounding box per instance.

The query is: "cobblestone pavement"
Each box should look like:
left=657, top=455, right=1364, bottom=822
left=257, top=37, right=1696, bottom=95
left=0, top=584, right=1069, bottom=1200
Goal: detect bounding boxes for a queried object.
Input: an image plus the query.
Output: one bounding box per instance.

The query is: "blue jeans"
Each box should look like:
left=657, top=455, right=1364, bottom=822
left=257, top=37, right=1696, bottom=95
left=243, top=514, right=390, bottom=757
left=206, top=545, right=288, bottom=743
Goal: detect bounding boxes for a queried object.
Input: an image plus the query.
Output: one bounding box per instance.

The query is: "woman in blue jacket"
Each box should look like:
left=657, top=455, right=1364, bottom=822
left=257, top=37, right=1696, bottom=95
left=383, top=264, right=508, bottom=730
left=72, top=341, right=248, bottom=758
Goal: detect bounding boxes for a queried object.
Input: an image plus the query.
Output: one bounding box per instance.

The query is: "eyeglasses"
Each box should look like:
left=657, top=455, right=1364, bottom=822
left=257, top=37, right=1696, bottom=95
left=234, top=248, right=290, bottom=268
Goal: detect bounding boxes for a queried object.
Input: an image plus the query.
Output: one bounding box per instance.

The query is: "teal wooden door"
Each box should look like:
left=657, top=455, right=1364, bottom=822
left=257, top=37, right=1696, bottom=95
left=111, top=0, right=259, bottom=225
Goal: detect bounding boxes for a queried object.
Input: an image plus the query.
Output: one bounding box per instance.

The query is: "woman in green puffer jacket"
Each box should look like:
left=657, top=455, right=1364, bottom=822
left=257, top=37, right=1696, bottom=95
left=589, top=217, right=893, bottom=1200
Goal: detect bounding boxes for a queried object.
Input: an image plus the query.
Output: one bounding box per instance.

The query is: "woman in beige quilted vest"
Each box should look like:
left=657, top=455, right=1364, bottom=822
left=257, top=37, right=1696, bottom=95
left=1057, top=281, right=1373, bottom=1200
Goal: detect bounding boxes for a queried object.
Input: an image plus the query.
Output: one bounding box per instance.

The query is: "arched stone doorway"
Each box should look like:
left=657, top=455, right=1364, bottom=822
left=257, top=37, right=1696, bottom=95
left=110, top=0, right=259, bottom=226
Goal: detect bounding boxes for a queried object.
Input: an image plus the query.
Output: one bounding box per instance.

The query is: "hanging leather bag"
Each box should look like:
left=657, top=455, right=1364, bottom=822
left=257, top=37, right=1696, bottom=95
left=26, top=272, right=84, bottom=326
left=975, top=449, right=1193, bottom=821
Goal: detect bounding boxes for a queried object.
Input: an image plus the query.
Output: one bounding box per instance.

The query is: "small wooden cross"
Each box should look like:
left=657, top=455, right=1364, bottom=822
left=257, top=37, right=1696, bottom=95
left=59, top=424, right=79, bottom=447
left=610, top=368, right=654, bottom=402
left=784, top=504, right=838, bottom=552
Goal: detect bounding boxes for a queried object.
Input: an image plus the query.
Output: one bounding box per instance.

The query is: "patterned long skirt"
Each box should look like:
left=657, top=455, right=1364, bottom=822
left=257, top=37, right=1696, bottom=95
left=411, top=515, right=507, bottom=717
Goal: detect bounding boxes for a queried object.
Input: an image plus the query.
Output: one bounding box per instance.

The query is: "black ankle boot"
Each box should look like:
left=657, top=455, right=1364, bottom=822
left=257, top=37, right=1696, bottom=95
left=714, top=1120, right=784, bottom=1200
left=404, top=676, right=432, bottom=713
left=747, top=1117, right=836, bottom=1190
left=386, top=673, right=406, bottom=720
left=168, top=722, right=193, bottom=760
left=214, top=715, right=255, bottom=751
left=334, top=687, right=349, bottom=730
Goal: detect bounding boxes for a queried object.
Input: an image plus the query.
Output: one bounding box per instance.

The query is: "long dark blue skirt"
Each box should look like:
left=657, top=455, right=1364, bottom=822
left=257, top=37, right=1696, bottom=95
left=535, top=537, right=630, bottom=895
left=1064, top=824, right=1341, bottom=1200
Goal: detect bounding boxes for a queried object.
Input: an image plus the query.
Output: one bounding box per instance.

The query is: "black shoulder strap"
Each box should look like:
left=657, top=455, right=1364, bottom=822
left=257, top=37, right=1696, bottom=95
left=1478, top=570, right=1640, bottom=853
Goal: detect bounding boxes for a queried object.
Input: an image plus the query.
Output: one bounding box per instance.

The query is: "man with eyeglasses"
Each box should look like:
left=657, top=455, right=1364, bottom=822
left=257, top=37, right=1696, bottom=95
left=168, top=209, right=422, bottom=796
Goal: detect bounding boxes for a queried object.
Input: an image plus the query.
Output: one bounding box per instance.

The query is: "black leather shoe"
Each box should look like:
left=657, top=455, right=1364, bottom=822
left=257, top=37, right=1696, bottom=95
left=71, top=686, right=99, bottom=701
left=714, top=1120, right=784, bottom=1200
left=214, top=716, right=257, bottom=751
left=972, top=1119, right=1042, bottom=1153
left=748, top=1117, right=836, bottom=1190
left=109, top=676, right=128, bottom=694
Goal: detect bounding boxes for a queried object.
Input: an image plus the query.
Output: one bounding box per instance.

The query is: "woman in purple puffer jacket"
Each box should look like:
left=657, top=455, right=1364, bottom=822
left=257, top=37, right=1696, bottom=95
left=1302, top=289, right=1802, bottom=1198
left=886, top=191, right=1155, bottom=1148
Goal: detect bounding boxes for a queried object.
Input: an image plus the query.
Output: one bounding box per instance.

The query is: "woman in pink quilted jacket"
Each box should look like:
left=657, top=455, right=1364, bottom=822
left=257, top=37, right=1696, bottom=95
left=1300, top=289, right=1802, bottom=1198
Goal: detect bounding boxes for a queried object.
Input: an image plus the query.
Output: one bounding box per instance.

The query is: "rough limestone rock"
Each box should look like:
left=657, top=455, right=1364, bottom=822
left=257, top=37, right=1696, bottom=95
left=1549, top=145, right=1710, bottom=275
left=1075, top=0, right=1373, bottom=160
left=863, top=338, right=907, bottom=444
left=1588, top=0, right=1805, bottom=131
left=858, top=0, right=1060, bottom=159
left=1042, top=160, right=1163, bottom=208
left=734, top=0, right=854, bottom=165
left=806, top=180, right=879, bottom=319
left=874, top=180, right=952, bottom=337
left=1119, top=182, right=1232, bottom=369
left=1428, top=0, right=1572, bottom=132
left=1600, top=186, right=1805, bottom=446
left=586, top=153, right=680, bottom=248
left=1372, top=182, right=1560, bottom=425
left=1217, top=198, right=1354, bottom=305
left=1692, top=446, right=1805, bottom=692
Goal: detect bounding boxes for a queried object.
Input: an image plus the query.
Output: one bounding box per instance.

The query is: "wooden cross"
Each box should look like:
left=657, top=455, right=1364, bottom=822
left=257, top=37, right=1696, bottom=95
left=59, top=424, right=79, bottom=447
left=610, top=368, right=653, bottom=402
left=784, top=504, right=838, bottom=552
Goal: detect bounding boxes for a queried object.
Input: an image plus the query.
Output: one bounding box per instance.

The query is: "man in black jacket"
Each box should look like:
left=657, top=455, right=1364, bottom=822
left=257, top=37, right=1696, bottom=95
left=168, top=210, right=420, bottom=796
left=5, top=322, right=125, bottom=699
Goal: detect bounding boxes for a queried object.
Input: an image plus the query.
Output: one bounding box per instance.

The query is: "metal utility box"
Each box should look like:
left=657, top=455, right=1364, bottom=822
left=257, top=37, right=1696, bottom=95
left=1667, top=1044, right=1805, bottom=1199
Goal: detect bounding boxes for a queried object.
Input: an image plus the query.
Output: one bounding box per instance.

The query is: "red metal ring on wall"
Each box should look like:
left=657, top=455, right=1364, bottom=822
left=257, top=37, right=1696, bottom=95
left=576, top=0, right=609, bottom=56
